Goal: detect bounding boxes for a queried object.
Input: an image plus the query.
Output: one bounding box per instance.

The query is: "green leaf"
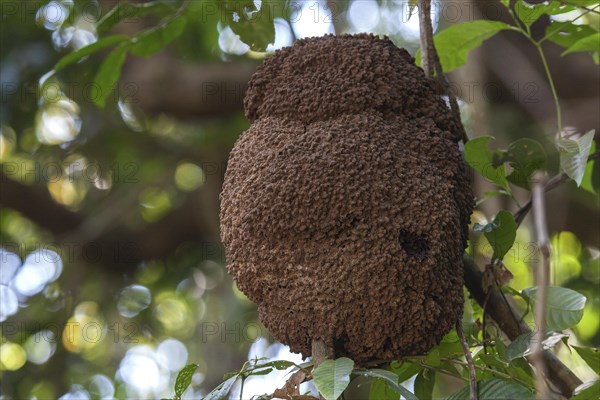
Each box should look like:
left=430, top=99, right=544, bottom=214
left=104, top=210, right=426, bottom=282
left=356, top=369, right=418, bottom=400
left=572, top=381, right=600, bottom=400
left=97, top=1, right=176, bottom=33
left=447, top=378, right=534, bottom=400
left=545, top=21, right=597, bottom=50
left=313, top=357, right=354, bottom=400
left=416, top=21, right=513, bottom=72
left=505, top=139, right=546, bottom=190
left=473, top=211, right=517, bottom=261
left=506, top=332, right=533, bottom=361
left=389, top=361, right=421, bottom=383
left=558, top=130, right=596, bottom=186
left=93, top=44, right=129, bottom=108
left=464, top=136, right=510, bottom=191
left=514, top=0, right=572, bottom=28
left=414, top=370, right=435, bottom=400
left=222, top=0, right=275, bottom=52
left=53, top=35, right=130, bottom=72
left=581, top=141, right=599, bottom=194
left=369, top=378, right=400, bottom=400
left=130, top=16, right=187, bottom=57
left=560, top=0, right=599, bottom=7
left=248, top=367, right=273, bottom=376
left=424, top=348, right=441, bottom=367
left=522, top=286, right=587, bottom=331
left=252, top=360, right=296, bottom=370
left=175, top=363, right=199, bottom=397
left=562, top=32, right=600, bottom=55
left=572, top=346, right=600, bottom=373
left=203, top=376, right=237, bottom=400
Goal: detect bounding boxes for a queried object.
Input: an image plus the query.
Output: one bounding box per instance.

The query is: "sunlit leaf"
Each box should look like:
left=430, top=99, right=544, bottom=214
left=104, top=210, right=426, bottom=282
left=416, top=21, right=513, bottom=72
left=545, top=21, right=597, bottom=50
left=446, top=378, right=534, bottom=400
left=473, top=211, right=517, bottom=261
left=97, top=1, right=177, bottom=33
left=572, top=346, right=600, bottom=374
left=93, top=44, right=129, bottom=108
left=175, top=363, right=198, bottom=397
left=313, top=358, right=354, bottom=400
left=505, top=138, right=546, bottom=190
left=522, top=286, right=587, bottom=331
left=464, top=136, right=510, bottom=191
left=222, top=0, right=275, bottom=51
left=514, top=0, right=573, bottom=27
left=562, top=32, right=600, bottom=55
left=558, top=130, right=595, bottom=186
left=53, top=35, right=130, bottom=72
left=581, top=141, right=599, bottom=194
left=130, top=16, right=187, bottom=57
left=572, top=380, right=600, bottom=400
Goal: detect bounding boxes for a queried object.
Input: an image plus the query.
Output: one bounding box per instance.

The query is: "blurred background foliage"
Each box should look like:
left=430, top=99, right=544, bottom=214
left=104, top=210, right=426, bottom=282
left=0, top=0, right=598, bottom=399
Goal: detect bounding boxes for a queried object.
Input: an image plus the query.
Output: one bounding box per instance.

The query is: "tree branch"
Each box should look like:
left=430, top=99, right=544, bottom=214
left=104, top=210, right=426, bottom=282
left=463, top=256, right=582, bottom=397
left=418, top=0, right=468, bottom=142
left=457, top=318, right=478, bottom=400
left=531, top=172, right=551, bottom=399
left=418, top=0, right=435, bottom=79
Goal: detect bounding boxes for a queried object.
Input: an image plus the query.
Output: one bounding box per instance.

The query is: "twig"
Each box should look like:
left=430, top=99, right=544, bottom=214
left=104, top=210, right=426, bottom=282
left=418, top=0, right=435, bottom=79
left=531, top=172, right=551, bottom=399
left=456, top=319, right=478, bottom=400
left=312, top=339, right=334, bottom=400
left=417, top=0, right=468, bottom=143
left=442, top=358, right=532, bottom=389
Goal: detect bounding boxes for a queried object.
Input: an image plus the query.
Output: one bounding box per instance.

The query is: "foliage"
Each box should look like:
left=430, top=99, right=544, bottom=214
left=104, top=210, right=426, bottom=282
left=1, top=0, right=598, bottom=399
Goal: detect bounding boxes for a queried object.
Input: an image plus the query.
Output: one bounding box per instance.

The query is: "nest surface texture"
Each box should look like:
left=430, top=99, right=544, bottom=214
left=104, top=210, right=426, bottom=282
left=220, top=34, right=474, bottom=364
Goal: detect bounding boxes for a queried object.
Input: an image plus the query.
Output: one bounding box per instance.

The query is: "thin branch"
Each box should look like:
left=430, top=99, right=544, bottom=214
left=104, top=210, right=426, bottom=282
left=418, top=0, right=468, bottom=143
left=418, top=0, right=435, bottom=79
left=531, top=172, right=551, bottom=399
left=456, top=319, right=478, bottom=400
left=312, top=339, right=334, bottom=400
left=442, top=358, right=532, bottom=389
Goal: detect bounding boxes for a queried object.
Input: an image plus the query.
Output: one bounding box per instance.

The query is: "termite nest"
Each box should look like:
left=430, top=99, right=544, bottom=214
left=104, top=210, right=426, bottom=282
left=220, top=34, right=474, bottom=365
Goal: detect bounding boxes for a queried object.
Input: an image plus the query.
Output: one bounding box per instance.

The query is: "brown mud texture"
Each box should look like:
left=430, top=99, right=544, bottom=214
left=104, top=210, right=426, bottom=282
left=220, top=34, right=474, bottom=365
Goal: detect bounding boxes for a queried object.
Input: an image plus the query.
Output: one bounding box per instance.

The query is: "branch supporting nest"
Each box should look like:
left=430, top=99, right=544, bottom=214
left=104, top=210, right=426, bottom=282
left=417, top=0, right=468, bottom=143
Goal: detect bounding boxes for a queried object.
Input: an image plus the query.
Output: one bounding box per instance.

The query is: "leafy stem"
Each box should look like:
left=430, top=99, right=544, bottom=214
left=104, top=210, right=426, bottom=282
left=441, top=358, right=533, bottom=389
left=503, top=2, right=563, bottom=134
left=533, top=41, right=562, bottom=133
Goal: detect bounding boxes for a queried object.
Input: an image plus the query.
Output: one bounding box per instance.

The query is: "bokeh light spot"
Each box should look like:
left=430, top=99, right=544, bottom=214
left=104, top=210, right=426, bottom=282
left=0, top=342, right=27, bottom=370
left=175, top=162, right=205, bottom=192
left=117, top=284, right=151, bottom=318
